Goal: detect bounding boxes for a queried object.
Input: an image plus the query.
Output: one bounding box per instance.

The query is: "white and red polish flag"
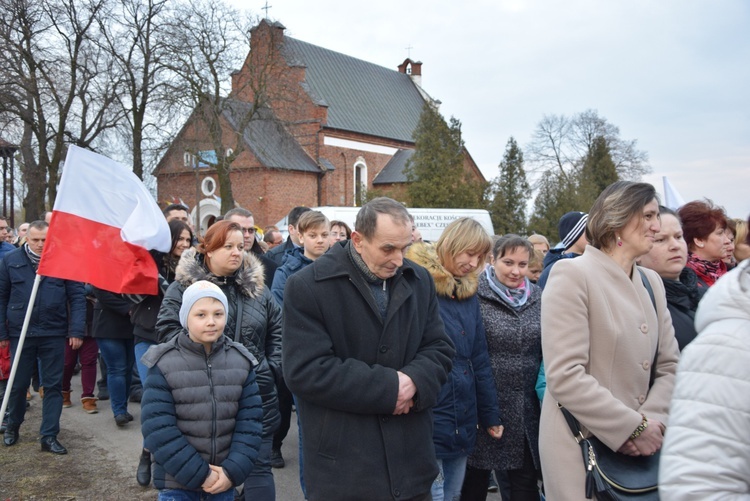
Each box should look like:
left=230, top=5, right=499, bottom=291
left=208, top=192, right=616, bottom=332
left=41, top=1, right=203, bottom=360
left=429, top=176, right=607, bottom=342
left=37, top=146, right=171, bottom=294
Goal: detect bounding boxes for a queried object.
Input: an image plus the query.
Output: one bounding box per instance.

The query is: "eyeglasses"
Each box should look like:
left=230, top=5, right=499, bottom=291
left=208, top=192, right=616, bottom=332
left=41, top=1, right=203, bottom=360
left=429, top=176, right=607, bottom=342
left=241, top=228, right=256, bottom=234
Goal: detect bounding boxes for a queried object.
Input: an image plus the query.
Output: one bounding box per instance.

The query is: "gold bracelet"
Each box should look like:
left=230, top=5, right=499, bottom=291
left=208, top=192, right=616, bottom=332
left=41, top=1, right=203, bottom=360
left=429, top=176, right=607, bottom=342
left=630, top=414, right=648, bottom=440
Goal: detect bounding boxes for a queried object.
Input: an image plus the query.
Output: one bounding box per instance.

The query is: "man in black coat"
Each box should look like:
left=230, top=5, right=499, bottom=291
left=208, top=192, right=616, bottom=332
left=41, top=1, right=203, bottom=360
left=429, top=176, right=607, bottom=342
left=282, top=197, right=455, bottom=501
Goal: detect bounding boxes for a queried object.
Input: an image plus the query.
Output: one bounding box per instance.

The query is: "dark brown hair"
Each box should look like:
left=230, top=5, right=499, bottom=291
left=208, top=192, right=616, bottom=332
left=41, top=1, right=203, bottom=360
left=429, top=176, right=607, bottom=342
left=492, top=234, right=533, bottom=260
left=355, top=197, right=411, bottom=239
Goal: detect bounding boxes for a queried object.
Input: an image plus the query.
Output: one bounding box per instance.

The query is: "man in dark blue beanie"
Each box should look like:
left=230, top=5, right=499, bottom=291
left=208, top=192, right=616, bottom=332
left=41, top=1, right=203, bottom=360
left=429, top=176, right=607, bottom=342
left=537, top=211, right=588, bottom=290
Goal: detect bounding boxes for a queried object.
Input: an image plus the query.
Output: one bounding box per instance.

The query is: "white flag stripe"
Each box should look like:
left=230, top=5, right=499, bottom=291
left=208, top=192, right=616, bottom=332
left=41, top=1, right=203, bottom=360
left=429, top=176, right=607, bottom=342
left=54, top=146, right=171, bottom=252
left=662, top=176, right=685, bottom=211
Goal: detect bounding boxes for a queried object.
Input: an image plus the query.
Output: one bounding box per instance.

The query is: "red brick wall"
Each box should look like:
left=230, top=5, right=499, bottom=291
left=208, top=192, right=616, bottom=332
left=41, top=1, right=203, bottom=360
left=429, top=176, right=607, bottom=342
left=318, top=144, right=401, bottom=207
left=157, top=19, right=487, bottom=223
left=158, top=168, right=320, bottom=227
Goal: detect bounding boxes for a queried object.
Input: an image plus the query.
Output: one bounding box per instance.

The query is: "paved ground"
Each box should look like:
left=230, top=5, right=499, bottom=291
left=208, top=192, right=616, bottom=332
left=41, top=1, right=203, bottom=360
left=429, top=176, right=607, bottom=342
left=0, top=375, right=305, bottom=500
left=1, top=376, right=504, bottom=500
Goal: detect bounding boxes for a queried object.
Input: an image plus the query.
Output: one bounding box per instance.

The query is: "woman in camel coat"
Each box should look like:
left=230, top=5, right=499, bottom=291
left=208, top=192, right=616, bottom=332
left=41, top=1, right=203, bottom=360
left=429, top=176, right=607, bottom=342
left=539, top=181, right=680, bottom=500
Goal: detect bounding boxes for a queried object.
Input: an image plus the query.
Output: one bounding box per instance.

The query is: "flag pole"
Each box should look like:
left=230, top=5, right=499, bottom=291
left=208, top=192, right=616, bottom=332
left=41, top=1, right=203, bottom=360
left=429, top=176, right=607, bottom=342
left=0, top=274, right=42, bottom=420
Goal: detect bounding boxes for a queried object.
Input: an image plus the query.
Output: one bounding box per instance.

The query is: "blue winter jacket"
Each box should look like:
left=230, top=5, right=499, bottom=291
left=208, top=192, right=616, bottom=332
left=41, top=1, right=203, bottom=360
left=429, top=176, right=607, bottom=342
left=406, top=244, right=502, bottom=459
left=0, top=241, right=15, bottom=260
left=270, top=246, right=312, bottom=307
left=0, top=246, right=86, bottom=340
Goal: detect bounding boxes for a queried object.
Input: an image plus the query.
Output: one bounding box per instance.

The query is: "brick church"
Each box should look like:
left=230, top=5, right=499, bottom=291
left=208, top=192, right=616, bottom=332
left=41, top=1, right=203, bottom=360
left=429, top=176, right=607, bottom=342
left=155, top=19, right=485, bottom=232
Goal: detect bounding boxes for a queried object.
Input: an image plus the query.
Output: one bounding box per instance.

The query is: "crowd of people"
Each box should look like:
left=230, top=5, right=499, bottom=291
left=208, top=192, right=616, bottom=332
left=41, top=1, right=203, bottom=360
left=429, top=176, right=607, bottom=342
left=0, top=184, right=748, bottom=500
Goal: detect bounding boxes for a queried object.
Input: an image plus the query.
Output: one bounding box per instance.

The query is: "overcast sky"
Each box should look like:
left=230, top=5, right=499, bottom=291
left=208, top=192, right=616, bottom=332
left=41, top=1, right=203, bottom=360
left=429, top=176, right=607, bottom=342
left=236, top=0, right=749, bottom=219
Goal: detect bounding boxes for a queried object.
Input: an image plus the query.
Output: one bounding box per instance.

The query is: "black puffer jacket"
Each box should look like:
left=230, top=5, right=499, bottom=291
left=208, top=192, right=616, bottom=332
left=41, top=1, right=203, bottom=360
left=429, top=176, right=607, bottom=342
left=156, top=247, right=282, bottom=437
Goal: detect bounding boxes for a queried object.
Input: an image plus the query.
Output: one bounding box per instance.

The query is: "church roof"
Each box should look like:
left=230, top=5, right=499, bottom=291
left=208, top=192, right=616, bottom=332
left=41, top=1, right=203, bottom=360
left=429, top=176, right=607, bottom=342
left=222, top=100, right=321, bottom=173
left=373, top=148, right=414, bottom=184
left=283, top=38, right=425, bottom=143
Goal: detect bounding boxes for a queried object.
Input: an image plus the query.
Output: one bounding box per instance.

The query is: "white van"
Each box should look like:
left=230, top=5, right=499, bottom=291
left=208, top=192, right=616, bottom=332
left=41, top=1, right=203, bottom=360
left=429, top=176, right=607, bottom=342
left=275, top=207, right=495, bottom=242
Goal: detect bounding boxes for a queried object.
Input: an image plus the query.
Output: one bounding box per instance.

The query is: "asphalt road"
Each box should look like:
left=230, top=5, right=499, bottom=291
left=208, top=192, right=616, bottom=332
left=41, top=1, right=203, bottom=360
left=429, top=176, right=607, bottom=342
left=8, top=377, right=504, bottom=500
left=10, top=374, right=306, bottom=500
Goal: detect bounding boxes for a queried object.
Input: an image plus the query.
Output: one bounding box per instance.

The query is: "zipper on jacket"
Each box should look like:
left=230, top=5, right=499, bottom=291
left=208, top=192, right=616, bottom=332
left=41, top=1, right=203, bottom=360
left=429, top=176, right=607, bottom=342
left=207, top=356, right=217, bottom=464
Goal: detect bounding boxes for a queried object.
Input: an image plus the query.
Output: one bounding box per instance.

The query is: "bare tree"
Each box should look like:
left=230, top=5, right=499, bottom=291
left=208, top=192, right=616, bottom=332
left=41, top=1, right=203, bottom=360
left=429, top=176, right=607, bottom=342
left=526, top=109, right=650, bottom=185
left=99, top=0, right=170, bottom=182
left=159, top=0, right=311, bottom=213
left=154, top=0, right=248, bottom=213
left=0, top=0, right=122, bottom=216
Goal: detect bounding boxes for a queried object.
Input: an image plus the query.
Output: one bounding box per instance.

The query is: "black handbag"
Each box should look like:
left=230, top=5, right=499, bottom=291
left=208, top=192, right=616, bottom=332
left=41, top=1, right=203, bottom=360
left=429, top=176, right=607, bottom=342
left=560, top=406, right=660, bottom=500
left=557, top=270, right=661, bottom=500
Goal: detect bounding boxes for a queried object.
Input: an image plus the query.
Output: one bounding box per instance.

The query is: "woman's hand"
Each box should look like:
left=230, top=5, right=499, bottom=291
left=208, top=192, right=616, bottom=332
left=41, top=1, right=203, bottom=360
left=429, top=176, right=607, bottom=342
left=632, top=418, right=665, bottom=457
left=618, top=439, right=640, bottom=456
left=487, top=425, right=504, bottom=440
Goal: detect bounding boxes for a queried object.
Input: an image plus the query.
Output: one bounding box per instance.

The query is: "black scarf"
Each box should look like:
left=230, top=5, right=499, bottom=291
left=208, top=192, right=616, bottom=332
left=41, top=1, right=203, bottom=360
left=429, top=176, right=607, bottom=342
left=663, top=267, right=703, bottom=315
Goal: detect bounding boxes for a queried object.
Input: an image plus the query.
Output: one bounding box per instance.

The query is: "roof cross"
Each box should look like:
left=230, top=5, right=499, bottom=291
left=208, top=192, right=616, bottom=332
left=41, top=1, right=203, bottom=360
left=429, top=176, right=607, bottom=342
left=262, top=1, right=272, bottom=18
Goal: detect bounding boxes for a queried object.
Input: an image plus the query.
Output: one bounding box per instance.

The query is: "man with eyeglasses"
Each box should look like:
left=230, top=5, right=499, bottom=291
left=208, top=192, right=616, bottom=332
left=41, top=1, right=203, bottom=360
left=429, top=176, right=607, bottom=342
left=224, top=208, right=278, bottom=288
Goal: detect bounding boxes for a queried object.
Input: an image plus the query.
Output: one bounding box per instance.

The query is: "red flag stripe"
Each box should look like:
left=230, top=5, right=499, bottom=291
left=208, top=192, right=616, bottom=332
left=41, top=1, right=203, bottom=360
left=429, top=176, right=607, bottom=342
left=37, top=211, right=159, bottom=295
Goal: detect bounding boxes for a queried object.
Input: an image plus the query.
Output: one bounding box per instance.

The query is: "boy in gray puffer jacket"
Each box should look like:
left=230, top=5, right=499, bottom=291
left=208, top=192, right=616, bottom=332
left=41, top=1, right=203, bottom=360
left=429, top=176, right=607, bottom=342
left=141, top=281, right=263, bottom=500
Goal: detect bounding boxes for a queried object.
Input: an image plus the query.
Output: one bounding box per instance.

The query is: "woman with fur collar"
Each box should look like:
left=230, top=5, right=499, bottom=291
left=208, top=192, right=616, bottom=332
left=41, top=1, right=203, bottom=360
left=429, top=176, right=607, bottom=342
left=156, top=220, right=282, bottom=500
left=407, top=218, right=502, bottom=501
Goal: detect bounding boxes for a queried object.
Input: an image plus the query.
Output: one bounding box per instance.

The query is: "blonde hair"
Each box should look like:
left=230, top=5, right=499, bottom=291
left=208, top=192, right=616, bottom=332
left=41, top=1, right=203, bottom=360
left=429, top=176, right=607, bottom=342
left=436, top=218, right=492, bottom=267
left=529, top=249, right=545, bottom=269
left=527, top=234, right=550, bottom=251
left=297, top=211, right=330, bottom=235
left=732, top=218, right=748, bottom=246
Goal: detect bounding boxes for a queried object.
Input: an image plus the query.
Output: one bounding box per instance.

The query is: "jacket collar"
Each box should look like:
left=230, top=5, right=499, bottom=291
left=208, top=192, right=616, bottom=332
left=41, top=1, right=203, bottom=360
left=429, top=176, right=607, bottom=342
left=175, top=247, right=265, bottom=299
left=405, top=242, right=478, bottom=300
left=312, top=240, right=419, bottom=283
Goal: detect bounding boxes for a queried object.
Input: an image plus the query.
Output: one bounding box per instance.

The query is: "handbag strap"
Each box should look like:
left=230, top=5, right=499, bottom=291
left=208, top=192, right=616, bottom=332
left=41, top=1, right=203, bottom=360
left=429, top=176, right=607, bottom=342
left=638, top=268, right=659, bottom=387
left=559, top=404, right=585, bottom=442
left=560, top=270, right=659, bottom=441
left=638, top=268, right=656, bottom=311
left=234, top=295, right=244, bottom=343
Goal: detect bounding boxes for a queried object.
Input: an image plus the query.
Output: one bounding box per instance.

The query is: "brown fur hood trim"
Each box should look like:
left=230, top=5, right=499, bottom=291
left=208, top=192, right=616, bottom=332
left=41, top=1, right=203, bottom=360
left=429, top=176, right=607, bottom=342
left=175, top=247, right=266, bottom=299
left=406, top=243, right=479, bottom=300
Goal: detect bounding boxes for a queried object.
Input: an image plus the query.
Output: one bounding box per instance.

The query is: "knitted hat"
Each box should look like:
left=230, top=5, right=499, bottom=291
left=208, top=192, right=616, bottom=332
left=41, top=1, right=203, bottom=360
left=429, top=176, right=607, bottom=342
left=179, top=280, right=229, bottom=329
left=558, top=212, right=588, bottom=251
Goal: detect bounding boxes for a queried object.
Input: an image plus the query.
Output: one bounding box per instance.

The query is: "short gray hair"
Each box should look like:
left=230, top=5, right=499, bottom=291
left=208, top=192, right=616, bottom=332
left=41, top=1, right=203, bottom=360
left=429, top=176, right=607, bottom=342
left=355, top=197, right=411, bottom=239
left=29, top=220, right=49, bottom=231
left=224, top=207, right=253, bottom=219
